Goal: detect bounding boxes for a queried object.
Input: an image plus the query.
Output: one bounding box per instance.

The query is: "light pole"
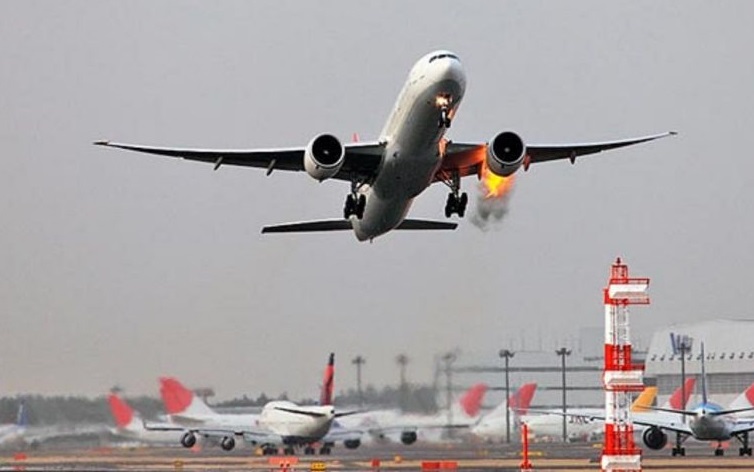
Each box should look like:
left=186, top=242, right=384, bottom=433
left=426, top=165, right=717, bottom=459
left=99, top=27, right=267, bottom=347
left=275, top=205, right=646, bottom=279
left=396, top=354, right=409, bottom=410
left=441, top=352, right=457, bottom=436
left=352, top=355, right=366, bottom=408
left=499, top=349, right=515, bottom=444
left=556, top=347, right=572, bottom=443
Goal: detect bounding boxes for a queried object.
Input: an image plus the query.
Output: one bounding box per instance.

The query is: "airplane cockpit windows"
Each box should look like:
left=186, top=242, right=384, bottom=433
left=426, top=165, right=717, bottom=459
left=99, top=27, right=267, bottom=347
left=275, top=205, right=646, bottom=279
left=428, top=53, right=460, bottom=63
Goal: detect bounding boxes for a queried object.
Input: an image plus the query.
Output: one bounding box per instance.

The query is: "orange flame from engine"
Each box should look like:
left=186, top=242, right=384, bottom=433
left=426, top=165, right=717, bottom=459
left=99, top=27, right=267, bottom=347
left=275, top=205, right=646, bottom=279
left=481, top=163, right=516, bottom=199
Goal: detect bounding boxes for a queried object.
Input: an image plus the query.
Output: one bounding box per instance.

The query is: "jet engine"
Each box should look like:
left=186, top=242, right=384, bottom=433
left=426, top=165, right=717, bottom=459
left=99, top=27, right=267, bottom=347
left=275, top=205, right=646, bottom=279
left=400, top=431, right=418, bottom=445
left=181, top=431, right=197, bottom=448
left=343, top=438, right=361, bottom=449
left=485, top=131, right=526, bottom=177
left=304, top=133, right=345, bottom=181
left=642, top=426, right=668, bottom=450
left=221, top=436, right=236, bottom=451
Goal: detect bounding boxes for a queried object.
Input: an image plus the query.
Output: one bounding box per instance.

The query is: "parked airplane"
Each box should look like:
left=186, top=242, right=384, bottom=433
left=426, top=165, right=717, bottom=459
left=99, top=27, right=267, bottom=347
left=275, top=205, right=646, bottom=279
left=339, top=383, right=488, bottom=445
left=0, top=401, right=108, bottom=450
left=149, top=353, right=360, bottom=454
left=107, top=392, right=183, bottom=446
left=524, top=385, right=660, bottom=442
left=470, top=383, right=537, bottom=441
left=638, top=344, right=754, bottom=457
left=95, top=50, right=674, bottom=241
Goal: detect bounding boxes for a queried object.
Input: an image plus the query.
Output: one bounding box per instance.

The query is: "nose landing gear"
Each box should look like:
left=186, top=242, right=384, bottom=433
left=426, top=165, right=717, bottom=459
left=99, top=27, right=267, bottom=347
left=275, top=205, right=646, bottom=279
left=344, top=194, right=366, bottom=220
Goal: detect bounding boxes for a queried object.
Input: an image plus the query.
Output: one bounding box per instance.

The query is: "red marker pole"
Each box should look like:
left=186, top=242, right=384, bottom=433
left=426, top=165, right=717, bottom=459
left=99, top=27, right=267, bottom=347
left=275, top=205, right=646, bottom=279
left=520, top=422, right=532, bottom=471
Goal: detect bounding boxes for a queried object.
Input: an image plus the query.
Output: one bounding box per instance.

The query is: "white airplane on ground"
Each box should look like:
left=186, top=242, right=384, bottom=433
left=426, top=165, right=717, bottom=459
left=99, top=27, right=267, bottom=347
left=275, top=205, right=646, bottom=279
left=107, top=392, right=183, bottom=446
left=149, top=353, right=360, bottom=455
left=470, top=382, right=537, bottom=442
left=338, top=383, right=488, bottom=445
left=637, top=344, right=754, bottom=457
left=523, top=384, right=660, bottom=442
left=95, top=50, right=674, bottom=241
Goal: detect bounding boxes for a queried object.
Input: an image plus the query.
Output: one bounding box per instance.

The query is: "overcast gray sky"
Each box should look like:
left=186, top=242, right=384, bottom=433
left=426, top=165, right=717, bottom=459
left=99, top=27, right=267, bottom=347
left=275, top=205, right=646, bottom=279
left=1, top=1, right=753, bottom=400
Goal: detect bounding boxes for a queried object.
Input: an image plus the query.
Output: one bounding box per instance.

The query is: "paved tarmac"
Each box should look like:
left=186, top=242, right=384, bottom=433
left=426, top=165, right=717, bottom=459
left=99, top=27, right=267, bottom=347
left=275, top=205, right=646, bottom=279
left=1, top=440, right=753, bottom=471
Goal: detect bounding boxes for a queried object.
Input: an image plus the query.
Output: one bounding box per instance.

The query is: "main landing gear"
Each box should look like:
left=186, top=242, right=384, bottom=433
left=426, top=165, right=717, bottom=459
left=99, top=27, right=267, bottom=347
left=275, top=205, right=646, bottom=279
left=671, top=432, right=685, bottom=456
left=439, top=170, right=467, bottom=218
left=736, top=432, right=752, bottom=456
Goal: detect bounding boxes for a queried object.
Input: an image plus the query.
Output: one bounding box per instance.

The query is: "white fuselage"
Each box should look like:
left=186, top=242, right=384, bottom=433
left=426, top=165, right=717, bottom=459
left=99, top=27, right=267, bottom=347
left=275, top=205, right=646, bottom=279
left=686, top=403, right=734, bottom=441
left=259, top=401, right=335, bottom=444
left=351, top=51, right=466, bottom=241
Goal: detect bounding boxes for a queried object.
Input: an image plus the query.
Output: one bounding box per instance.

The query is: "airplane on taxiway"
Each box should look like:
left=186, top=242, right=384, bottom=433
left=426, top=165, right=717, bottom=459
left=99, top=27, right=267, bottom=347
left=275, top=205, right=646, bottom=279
left=95, top=50, right=674, bottom=241
left=637, top=343, right=754, bottom=457
left=148, top=353, right=360, bottom=455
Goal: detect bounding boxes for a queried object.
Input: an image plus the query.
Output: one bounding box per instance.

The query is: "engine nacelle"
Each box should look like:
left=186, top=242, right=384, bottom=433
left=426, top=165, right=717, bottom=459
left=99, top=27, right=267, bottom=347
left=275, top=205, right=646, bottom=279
left=485, top=131, right=526, bottom=177
left=304, top=133, right=345, bottom=181
left=400, top=430, right=418, bottom=445
left=343, top=438, right=361, bottom=449
left=181, top=431, right=197, bottom=448
left=221, top=436, right=236, bottom=451
left=642, top=426, right=667, bottom=450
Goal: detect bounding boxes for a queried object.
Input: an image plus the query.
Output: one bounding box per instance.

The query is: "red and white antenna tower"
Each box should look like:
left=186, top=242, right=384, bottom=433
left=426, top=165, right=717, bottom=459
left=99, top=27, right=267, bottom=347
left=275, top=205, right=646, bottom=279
left=601, top=257, right=649, bottom=472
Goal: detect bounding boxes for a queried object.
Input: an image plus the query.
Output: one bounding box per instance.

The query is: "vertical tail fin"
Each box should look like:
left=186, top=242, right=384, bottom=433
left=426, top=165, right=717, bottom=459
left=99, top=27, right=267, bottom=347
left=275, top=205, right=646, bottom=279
left=15, top=401, right=28, bottom=427
left=667, top=377, right=696, bottom=410
left=107, top=393, right=135, bottom=428
left=728, top=381, right=754, bottom=411
left=508, top=383, right=537, bottom=416
left=630, top=386, right=657, bottom=412
left=700, top=342, right=708, bottom=405
left=458, top=383, right=488, bottom=418
left=159, top=377, right=216, bottom=416
left=319, top=353, right=335, bottom=406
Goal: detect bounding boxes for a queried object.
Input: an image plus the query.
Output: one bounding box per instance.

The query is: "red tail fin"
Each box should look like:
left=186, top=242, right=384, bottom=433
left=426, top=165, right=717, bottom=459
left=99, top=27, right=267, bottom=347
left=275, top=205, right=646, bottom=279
left=668, top=377, right=696, bottom=410
left=746, top=382, right=754, bottom=407
left=459, top=383, right=488, bottom=417
left=508, top=383, right=537, bottom=415
left=107, top=393, right=134, bottom=428
left=319, top=353, right=335, bottom=406
left=160, top=377, right=194, bottom=415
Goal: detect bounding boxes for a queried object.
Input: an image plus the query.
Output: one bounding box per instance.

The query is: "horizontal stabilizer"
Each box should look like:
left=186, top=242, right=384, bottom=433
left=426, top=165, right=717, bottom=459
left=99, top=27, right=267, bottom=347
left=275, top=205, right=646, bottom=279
left=396, top=219, right=457, bottom=230
left=262, top=218, right=457, bottom=234
left=262, top=219, right=353, bottom=233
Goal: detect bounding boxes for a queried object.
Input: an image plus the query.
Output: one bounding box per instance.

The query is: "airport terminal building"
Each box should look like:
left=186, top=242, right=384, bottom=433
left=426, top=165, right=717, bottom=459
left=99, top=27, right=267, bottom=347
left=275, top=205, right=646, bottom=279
left=644, top=319, right=754, bottom=406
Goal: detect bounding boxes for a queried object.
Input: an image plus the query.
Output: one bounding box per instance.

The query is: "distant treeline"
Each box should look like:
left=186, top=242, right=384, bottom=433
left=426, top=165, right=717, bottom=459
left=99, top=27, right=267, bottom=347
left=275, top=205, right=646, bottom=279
left=0, top=384, right=438, bottom=426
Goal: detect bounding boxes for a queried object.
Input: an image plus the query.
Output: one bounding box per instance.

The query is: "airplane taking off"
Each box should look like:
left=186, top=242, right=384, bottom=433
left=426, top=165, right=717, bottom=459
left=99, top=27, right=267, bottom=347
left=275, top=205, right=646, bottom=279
left=95, top=50, right=674, bottom=241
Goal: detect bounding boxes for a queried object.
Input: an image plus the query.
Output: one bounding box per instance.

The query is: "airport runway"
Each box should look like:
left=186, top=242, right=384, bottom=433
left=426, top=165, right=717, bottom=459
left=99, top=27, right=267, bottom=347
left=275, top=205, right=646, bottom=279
left=1, top=441, right=753, bottom=472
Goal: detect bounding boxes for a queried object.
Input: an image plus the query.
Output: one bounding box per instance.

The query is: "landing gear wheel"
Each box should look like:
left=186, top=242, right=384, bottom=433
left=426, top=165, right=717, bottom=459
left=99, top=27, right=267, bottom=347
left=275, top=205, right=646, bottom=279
left=438, top=108, right=451, bottom=128
left=343, top=194, right=355, bottom=219
left=356, top=194, right=366, bottom=219
left=671, top=447, right=685, bottom=456
left=319, top=446, right=331, bottom=455
left=458, top=192, right=468, bottom=217
left=283, top=446, right=295, bottom=455
left=715, top=447, right=724, bottom=456
left=304, top=446, right=315, bottom=455
left=444, top=193, right=456, bottom=218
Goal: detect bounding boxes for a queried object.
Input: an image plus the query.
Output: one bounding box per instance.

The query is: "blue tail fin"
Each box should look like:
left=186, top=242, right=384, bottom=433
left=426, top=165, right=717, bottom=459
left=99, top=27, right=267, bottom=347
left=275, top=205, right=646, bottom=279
left=15, top=401, right=28, bottom=427
left=700, top=342, right=708, bottom=406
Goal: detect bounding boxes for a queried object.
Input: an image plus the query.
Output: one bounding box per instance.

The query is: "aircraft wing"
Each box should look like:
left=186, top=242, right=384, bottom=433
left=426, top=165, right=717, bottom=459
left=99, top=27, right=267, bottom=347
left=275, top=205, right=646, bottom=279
left=437, top=131, right=676, bottom=180
left=94, top=140, right=384, bottom=182
left=731, top=419, right=754, bottom=435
